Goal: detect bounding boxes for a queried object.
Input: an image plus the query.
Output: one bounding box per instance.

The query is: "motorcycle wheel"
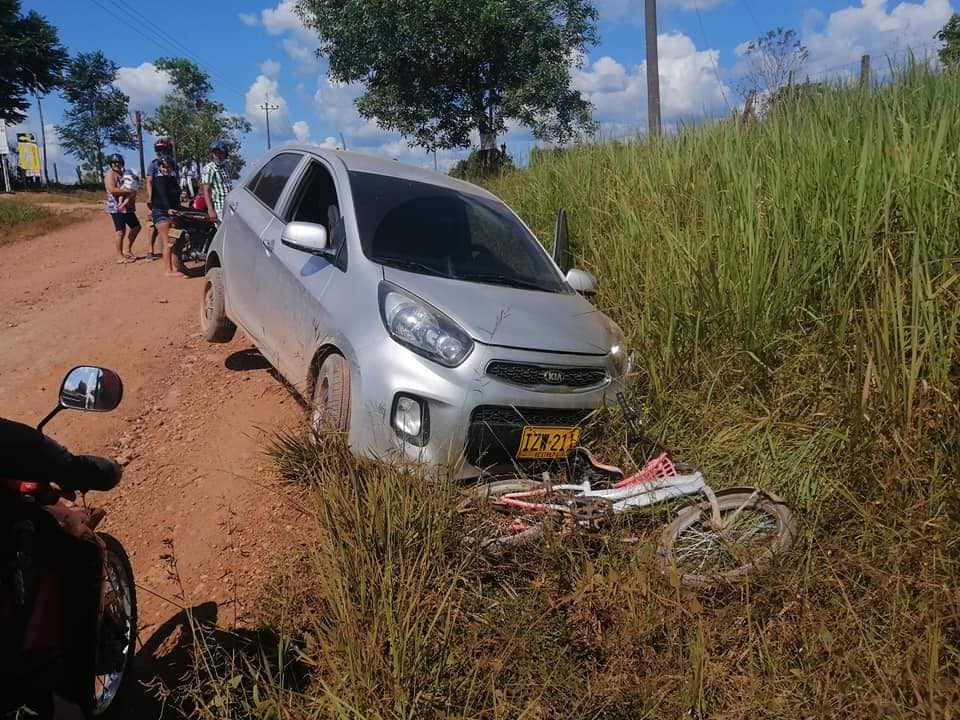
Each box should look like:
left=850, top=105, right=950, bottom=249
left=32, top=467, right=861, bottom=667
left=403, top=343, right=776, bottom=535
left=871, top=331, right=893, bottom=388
left=88, top=533, right=137, bottom=718
left=172, top=236, right=205, bottom=278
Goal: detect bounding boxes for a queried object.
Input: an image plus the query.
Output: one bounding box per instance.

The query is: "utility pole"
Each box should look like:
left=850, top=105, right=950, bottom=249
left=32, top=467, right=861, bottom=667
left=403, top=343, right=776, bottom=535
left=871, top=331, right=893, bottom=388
left=134, top=111, right=146, bottom=179
left=259, top=94, right=280, bottom=149
left=34, top=89, right=50, bottom=185
left=644, top=0, right=662, bottom=137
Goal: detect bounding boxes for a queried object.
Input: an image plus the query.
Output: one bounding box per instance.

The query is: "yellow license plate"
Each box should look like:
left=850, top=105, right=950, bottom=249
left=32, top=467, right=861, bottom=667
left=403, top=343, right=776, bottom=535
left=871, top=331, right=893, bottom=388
left=516, top=426, right=582, bottom=460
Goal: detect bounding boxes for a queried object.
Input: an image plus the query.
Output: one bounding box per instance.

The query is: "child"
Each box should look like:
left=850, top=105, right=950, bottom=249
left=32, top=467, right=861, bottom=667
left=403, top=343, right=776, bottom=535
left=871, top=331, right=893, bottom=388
left=115, top=169, right=140, bottom=213
left=149, top=158, right=186, bottom=278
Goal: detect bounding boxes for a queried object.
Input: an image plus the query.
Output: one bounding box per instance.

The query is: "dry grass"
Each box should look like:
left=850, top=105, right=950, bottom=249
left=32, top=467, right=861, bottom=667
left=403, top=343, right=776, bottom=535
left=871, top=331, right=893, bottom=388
left=0, top=195, right=101, bottom=247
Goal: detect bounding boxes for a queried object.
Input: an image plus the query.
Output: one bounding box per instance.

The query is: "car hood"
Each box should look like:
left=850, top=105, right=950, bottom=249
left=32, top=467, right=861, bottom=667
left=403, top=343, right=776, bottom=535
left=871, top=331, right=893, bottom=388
left=382, top=267, right=616, bottom=355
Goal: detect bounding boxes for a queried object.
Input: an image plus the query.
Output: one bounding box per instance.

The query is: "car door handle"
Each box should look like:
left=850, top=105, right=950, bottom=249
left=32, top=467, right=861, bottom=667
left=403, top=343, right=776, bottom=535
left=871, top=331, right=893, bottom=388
left=262, top=236, right=274, bottom=251
left=228, top=201, right=238, bottom=213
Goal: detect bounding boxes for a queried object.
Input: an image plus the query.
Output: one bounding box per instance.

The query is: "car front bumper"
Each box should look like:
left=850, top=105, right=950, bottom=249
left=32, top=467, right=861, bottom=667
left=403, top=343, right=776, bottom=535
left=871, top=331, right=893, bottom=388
left=347, top=337, right=626, bottom=479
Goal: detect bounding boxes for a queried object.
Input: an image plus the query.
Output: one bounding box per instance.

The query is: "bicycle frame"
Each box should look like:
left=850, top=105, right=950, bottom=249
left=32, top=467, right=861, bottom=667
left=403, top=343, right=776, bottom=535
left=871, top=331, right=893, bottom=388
left=499, top=468, right=724, bottom=525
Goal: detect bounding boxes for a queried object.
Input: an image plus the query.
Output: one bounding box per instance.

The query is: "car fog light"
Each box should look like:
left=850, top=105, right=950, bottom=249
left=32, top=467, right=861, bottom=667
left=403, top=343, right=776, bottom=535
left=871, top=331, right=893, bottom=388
left=392, top=394, right=429, bottom=446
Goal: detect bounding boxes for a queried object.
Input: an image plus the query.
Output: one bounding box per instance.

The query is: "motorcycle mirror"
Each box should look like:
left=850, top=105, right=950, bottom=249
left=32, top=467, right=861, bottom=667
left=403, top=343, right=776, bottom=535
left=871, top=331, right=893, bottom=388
left=59, top=366, right=124, bottom=413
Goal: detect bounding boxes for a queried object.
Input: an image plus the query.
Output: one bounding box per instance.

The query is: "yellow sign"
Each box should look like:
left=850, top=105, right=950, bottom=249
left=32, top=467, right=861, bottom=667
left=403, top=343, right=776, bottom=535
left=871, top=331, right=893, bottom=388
left=17, top=141, right=40, bottom=173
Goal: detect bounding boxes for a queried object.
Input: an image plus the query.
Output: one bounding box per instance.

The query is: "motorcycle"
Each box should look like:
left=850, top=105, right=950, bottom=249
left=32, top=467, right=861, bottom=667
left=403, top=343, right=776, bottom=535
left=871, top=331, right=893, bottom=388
left=0, top=367, right=137, bottom=718
left=169, top=209, right=217, bottom=277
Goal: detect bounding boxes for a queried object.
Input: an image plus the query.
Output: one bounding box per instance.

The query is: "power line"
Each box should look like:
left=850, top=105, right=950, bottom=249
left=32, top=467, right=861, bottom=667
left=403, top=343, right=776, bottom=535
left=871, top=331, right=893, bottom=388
left=85, top=0, right=250, bottom=104
left=692, top=0, right=732, bottom=110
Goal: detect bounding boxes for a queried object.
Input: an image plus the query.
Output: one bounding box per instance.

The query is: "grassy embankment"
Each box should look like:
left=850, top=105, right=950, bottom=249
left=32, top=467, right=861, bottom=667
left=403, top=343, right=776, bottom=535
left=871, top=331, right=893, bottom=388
left=182, top=65, right=959, bottom=719
left=0, top=189, right=102, bottom=246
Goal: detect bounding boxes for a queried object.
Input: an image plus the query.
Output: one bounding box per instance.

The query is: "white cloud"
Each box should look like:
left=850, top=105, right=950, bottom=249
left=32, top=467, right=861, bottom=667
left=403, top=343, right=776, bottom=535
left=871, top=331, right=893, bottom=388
left=573, top=32, right=731, bottom=134
left=292, top=120, right=311, bottom=141
left=801, top=0, right=953, bottom=78
left=114, top=62, right=174, bottom=113
left=260, top=0, right=322, bottom=70
left=260, top=59, right=282, bottom=78
left=313, top=78, right=391, bottom=141
left=596, top=0, right=726, bottom=24
left=244, top=74, right=291, bottom=138
left=238, top=12, right=258, bottom=27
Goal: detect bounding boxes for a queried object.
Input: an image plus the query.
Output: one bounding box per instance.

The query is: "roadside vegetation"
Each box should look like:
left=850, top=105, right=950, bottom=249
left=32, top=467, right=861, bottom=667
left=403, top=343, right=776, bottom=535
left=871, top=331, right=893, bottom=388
left=181, top=64, right=959, bottom=719
left=0, top=193, right=100, bottom=247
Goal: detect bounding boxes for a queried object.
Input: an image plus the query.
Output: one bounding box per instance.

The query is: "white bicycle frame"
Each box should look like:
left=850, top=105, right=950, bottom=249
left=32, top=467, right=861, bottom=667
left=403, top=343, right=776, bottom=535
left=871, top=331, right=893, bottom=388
left=505, top=470, right=725, bottom=526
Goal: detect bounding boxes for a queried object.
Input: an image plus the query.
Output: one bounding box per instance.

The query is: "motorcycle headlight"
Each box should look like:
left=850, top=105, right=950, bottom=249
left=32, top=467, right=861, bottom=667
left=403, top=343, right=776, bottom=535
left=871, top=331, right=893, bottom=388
left=379, top=283, right=474, bottom=367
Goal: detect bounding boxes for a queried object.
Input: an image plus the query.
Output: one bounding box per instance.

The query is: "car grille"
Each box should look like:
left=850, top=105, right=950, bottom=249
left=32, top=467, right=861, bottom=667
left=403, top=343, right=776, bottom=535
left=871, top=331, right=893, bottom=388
left=465, top=405, right=594, bottom=469
left=486, top=361, right=608, bottom=389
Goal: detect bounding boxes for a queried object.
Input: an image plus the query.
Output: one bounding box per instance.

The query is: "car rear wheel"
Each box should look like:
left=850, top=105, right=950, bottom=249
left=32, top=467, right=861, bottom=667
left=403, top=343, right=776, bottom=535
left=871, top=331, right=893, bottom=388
left=311, top=353, right=351, bottom=434
left=200, top=267, right=236, bottom=343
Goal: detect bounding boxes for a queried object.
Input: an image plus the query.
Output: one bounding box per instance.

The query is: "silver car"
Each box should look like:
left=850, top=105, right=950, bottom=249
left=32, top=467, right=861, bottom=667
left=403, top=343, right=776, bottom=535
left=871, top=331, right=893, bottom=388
left=200, top=146, right=629, bottom=478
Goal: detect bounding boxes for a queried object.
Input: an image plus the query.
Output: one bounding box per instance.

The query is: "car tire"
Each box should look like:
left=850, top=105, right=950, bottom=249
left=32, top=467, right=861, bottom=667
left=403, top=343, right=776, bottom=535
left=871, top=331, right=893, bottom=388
left=311, top=353, right=351, bottom=434
left=200, top=267, right=236, bottom=343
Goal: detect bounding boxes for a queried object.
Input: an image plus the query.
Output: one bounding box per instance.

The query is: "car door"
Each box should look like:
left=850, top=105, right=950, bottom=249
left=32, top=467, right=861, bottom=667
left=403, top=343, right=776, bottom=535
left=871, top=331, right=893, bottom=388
left=256, top=157, right=347, bottom=389
left=226, top=152, right=303, bottom=353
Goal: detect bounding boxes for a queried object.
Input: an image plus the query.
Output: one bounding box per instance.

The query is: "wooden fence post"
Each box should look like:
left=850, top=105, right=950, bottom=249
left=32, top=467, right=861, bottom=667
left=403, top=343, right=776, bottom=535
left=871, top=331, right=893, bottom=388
left=859, top=54, right=871, bottom=89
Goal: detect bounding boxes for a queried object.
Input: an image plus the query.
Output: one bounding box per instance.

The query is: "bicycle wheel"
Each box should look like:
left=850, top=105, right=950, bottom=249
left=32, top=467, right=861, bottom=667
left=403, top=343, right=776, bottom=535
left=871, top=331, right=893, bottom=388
left=657, top=490, right=795, bottom=588
left=458, top=479, right=552, bottom=553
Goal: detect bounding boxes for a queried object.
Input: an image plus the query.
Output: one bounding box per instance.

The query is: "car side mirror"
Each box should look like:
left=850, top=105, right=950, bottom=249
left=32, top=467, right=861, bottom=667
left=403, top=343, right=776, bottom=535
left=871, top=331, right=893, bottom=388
left=281, top=222, right=329, bottom=254
left=565, top=268, right=598, bottom=297
left=59, top=366, right=124, bottom=412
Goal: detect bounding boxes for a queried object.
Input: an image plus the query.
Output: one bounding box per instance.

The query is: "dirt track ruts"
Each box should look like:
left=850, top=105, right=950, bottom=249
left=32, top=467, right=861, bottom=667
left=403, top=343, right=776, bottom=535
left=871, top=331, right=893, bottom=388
left=0, top=213, right=306, bottom=716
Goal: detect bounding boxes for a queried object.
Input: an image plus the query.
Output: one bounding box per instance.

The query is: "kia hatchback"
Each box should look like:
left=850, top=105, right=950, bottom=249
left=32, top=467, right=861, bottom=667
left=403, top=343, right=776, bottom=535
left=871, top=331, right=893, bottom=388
left=200, top=146, right=629, bottom=478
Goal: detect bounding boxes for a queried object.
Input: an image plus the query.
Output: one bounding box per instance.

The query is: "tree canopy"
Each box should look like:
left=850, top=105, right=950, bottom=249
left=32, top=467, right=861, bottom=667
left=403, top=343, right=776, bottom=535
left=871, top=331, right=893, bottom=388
left=145, top=57, right=251, bottom=179
left=57, top=51, right=135, bottom=183
left=0, top=0, right=68, bottom=123
left=935, top=13, right=960, bottom=70
left=296, top=0, right=599, bottom=151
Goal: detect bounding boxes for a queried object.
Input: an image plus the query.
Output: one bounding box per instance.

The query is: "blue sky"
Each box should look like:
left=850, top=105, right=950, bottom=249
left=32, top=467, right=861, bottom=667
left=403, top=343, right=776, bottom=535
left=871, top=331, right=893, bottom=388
left=12, top=0, right=957, bottom=176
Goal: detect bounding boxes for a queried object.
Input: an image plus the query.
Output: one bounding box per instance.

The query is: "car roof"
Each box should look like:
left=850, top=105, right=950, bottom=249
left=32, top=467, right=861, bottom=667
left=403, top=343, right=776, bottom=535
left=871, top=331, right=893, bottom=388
left=272, top=143, right=499, bottom=201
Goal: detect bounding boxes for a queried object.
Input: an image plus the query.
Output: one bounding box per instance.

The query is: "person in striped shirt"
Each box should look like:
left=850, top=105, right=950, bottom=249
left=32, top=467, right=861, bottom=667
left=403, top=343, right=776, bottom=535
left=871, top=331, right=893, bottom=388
left=201, top=141, right=233, bottom=224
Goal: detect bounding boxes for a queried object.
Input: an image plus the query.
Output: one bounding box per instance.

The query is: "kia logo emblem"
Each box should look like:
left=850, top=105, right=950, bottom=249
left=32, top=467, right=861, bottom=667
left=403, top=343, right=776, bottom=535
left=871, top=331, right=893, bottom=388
left=542, top=370, right=564, bottom=384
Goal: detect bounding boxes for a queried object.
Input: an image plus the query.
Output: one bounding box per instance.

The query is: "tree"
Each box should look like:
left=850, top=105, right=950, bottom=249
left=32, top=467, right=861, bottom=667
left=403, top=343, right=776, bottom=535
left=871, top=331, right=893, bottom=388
left=57, top=52, right=135, bottom=183
left=935, top=13, right=960, bottom=69
left=0, top=0, right=68, bottom=123
left=296, top=0, right=599, bottom=153
left=155, top=56, right=213, bottom=107
left=739, top=27, right=809, bottom=99
left=144, top=57, right=251, bottom=179
left=450, top=145, right=515, bottom=180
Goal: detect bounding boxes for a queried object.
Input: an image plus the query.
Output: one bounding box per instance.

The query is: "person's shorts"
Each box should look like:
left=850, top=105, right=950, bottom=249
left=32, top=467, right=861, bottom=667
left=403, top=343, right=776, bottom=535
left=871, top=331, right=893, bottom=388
left=110, top=212, right=140, bottom=232
left=150, top=209, right=171, bottom=226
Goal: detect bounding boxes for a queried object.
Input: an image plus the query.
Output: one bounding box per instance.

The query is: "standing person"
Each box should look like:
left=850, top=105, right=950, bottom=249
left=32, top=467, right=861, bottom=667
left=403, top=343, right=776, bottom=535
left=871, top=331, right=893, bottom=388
left=201, top=141, right=232, bottom=224
left=145, top=137, right=179, bottom=261
left=149, top=157, right=186, bottom=278
left=103, top=154, right=140, bottom=264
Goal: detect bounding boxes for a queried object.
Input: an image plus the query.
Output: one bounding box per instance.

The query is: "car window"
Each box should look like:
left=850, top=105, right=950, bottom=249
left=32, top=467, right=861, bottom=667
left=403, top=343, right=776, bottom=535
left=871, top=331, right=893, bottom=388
left=288, top=162, right=341, bottom=245
left=350, top=171, right=567, bottom=293
left=248, top=153, right=301, bottom=211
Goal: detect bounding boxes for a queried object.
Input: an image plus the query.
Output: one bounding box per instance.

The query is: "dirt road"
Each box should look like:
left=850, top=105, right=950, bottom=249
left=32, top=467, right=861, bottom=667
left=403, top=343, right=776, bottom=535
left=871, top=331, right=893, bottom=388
left=0, top=214, right=305, bottom=713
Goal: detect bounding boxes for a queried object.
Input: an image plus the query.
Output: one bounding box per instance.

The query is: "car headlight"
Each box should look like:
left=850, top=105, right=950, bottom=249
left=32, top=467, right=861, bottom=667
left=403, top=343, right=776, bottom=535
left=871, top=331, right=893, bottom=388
left=379, top=282, right=474, bottom=367
left=609, top=323, right=631, bottom=377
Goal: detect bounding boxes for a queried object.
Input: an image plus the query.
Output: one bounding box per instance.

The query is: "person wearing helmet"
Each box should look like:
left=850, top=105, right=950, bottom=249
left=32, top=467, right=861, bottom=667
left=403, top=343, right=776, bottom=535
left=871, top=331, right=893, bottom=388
left=201, top=140, right=232, bottom=224
left=145, top=137, right=179, bottom=261
left=103, top=153, right=141, bottom=264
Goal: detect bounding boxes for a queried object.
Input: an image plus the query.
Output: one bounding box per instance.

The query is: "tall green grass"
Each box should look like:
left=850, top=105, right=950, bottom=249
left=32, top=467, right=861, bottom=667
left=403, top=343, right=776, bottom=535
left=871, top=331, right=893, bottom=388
left=179, top=66, right=959, bottom=719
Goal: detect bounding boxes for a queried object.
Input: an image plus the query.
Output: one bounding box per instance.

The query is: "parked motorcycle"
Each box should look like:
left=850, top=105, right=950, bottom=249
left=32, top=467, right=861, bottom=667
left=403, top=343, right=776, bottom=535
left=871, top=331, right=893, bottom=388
left=0, top=367, right=137, bottom=718
left=169, top=209, right=217, bottom=277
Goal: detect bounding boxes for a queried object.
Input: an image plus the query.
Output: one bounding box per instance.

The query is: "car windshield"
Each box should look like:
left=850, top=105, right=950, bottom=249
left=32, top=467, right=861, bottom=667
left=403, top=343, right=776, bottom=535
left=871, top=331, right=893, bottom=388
left=349, top=171, right=568, bottom=293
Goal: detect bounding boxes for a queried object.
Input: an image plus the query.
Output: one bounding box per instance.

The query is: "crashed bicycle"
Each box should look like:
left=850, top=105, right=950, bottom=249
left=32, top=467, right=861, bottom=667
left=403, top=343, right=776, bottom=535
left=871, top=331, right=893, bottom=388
left=460, top=395, right=796, bottom=588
